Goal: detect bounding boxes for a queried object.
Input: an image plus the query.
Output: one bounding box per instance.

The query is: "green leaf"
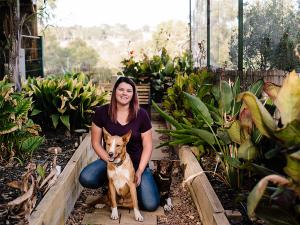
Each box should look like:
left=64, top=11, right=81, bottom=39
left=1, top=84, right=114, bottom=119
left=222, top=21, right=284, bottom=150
left=224, top=155, right=241, bottom=168
left=226, top=120, right=241, bottom=144
left=249, top=79, right=264, bottom=96
left=31, top=108, right=42, bottom=116
left=164, top=60, right=174, bottom=75
left=284, top=150, right=300, bottom=183
left=220, top=80, right=233, bottom=114
left=15, top=98, right=31, bottom=117
left=274, top=71, right=300, bottom=125
left=232, top=76, right=240, bottom=97
left=51, top=114, right=59, bottom=128
left=152, top=101, right=183, bottom=129
left=273, top=120, right=300, bottom=147
left=0, top=123, right=18, bottom=135
left=237, top=92, right=276, bottom=138
left=238, top=139, right=258, bottom=160
left=37, top=164, right=46, bottom=178
left=197, top=84, right=212, bottom=99
left=183, top=92, right=213, bottom=125
left=21, top=136, right=44, bottom=153
left=188, top=128, right=215, bottom=145
left=60, top=115, right=70, bottom=130
left=216, top=129, right=231, bottom=145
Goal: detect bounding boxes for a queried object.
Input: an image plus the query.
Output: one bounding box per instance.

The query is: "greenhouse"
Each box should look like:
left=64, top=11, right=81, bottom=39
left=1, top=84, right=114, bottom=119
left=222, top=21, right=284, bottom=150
left=0, top=0, right=299, bottom=225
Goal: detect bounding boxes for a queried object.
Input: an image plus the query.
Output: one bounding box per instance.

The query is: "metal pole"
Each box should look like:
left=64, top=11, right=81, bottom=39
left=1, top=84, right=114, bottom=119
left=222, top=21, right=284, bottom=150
left=207, top=0, right=210, bottom=69
left=238, top=0, right=243, bottom=71
left=189, top=0, right=192, bottom=57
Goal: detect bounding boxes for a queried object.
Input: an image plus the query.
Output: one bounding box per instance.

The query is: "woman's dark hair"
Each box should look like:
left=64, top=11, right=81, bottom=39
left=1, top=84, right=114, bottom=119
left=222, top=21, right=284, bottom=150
left=108, top=76, right=139, bottom=123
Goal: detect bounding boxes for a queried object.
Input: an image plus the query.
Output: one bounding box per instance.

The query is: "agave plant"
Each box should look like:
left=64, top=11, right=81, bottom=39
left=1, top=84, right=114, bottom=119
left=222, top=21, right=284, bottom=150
left=0, top=76, right=44, bottom=161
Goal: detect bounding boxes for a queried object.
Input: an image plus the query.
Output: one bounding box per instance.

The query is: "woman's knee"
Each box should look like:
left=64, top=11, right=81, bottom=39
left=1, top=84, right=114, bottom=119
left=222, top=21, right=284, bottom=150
left=138, top=168, right=160, bottom=211
left=141, top=196, right=160, bottom=211
left=79, top=159, right=107, bottom=189
left=79, top=168, right=99, bottom=188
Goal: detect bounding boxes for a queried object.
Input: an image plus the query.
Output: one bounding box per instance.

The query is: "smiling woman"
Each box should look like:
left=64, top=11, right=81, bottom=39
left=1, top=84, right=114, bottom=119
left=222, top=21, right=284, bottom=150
left=79, top=76, right=160, bottom=212
left=51, top=0, right=188, bottom=29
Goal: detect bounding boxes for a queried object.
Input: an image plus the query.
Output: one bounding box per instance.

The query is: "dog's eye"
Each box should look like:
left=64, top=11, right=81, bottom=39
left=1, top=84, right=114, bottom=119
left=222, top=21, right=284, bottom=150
left=116, top=144, right=121, bottom=147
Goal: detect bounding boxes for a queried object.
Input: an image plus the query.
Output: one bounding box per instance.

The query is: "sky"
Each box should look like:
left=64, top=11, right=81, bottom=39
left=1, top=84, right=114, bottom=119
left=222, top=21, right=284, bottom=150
left=50, top=0, right=189, bottom=29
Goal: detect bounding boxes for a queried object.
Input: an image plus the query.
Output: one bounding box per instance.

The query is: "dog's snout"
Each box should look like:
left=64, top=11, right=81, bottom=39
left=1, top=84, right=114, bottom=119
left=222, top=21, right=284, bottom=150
left=108, top=152, right=114, bottom=157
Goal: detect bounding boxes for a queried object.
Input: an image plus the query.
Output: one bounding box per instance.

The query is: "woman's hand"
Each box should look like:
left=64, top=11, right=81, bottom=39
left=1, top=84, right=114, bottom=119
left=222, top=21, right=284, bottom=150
left=135, top=169, right=143, bottom=186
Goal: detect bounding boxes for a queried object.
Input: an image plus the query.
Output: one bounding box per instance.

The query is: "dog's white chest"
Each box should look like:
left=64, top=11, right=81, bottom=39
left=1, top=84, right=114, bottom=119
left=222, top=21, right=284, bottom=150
left=108, top=165, right=130, bottom=191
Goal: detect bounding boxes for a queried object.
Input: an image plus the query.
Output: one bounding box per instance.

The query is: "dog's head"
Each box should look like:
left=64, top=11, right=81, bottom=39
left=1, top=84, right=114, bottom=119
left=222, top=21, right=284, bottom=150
left=102, top=128, right=131, bottom=164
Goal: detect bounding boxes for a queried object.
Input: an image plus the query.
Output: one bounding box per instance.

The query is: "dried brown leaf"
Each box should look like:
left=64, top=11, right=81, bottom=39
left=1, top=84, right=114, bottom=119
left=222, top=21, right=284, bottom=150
left=7, top=180, right=23, bottom=190
left=7, top=176, right=35, bottom=207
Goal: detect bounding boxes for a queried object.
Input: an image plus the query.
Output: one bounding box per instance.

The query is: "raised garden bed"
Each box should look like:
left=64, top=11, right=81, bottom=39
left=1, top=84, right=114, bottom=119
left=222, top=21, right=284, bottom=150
left=28, top=133, right=95, bottom=225
left=200, top=154, right=265, bottom=225
left=175, top=145, right=230, bottom=225
left=0, top=130, right=91, bottom=225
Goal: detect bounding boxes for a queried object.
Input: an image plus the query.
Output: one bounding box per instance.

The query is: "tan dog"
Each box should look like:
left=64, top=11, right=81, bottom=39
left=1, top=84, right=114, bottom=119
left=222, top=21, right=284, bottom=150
left=102, top=128, right=143, bottom=222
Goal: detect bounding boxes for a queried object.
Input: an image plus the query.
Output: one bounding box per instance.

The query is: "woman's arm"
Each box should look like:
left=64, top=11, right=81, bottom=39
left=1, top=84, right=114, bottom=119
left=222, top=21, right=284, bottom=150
left=91, top=122, right=109, bottom=162
left=135, top=129, right=153, bottom=185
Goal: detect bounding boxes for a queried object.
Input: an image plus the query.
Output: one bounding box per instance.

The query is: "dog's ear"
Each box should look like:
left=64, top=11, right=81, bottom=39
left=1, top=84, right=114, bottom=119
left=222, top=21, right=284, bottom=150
left=102, top=128, right=111, bottom=141
left=122, top=130, right=132, bottom=143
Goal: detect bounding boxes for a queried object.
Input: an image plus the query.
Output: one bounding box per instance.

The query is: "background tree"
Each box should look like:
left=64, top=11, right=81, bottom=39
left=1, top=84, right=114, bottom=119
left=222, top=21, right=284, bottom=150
left=151, top=21, right=189, bottom=56
left=229, top=0, right=300, bottom=71
left=42, top=21, right=189, bottom=78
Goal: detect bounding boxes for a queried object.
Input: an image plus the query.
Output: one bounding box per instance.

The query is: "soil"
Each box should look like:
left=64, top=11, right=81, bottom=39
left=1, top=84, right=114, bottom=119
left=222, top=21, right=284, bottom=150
left=200, top=154, right=265, bottom=225
left=0, top=129, right=80, bottom=225
left=0, top=127, right=265, bottom=225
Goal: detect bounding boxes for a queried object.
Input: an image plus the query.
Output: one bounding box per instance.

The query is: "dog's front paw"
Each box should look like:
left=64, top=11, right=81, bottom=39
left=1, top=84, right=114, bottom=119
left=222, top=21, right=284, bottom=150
left=111, top=207, right=119, bottom=220
left=134, top=208, right=144, bottom=222
left=163, top=198, right=173, bottom=211
left=94, top=203, right=105, bottom=209
left=163, top=204, right=172, bottom=211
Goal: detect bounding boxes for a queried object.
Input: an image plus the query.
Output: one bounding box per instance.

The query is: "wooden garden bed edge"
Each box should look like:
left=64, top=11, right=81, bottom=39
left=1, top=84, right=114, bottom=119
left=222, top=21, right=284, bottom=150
left=175, top=144, right=230, bottom=225
left=28, top=133, right=97, bottom=225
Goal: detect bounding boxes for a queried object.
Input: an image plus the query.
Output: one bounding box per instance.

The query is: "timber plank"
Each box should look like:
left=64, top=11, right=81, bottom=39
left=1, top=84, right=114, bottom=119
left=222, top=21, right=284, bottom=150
left=178, top=145, right=230, bottom=225
left=28, top=133, right=97, bottom=225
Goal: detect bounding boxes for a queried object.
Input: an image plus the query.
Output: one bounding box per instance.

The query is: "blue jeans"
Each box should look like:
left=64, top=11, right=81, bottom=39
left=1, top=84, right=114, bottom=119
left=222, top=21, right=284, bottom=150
left=79, top=159, right=160, bottom=211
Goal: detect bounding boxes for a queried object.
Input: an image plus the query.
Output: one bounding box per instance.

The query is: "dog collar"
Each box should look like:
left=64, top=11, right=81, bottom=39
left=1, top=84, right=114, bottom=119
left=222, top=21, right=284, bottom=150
left=114, top=159, right=124, bottom=167
left=158, top=173, right=171, bottom=181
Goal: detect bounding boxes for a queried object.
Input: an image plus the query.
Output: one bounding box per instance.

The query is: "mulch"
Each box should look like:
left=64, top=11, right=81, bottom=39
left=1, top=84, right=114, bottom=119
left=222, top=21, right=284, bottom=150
left=0, top=129, right=80, bottom=225
left=66, top=158, right=202, bottom=225
left=200, top=154, right=266, bottom=225
left=0, top=128, right=265, bottom=225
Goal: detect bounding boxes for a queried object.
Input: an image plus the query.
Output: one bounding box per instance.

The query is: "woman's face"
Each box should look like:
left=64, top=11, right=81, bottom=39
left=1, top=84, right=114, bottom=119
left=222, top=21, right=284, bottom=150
left=115, top=82, right=134, bottom=106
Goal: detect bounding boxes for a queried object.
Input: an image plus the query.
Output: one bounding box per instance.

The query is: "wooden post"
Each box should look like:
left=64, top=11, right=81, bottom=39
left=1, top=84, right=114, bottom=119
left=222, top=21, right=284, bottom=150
left=207, top=0, right=210, bottom=69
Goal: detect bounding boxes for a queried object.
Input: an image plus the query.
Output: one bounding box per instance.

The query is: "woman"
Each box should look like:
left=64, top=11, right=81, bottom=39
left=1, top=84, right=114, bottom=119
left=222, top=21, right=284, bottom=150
left=79, top=76, right=160, bottom=211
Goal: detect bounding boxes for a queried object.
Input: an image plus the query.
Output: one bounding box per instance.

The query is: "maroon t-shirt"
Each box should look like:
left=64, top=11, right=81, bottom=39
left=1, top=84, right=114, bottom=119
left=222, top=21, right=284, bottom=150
left=92, top=104, right=152, bottom=170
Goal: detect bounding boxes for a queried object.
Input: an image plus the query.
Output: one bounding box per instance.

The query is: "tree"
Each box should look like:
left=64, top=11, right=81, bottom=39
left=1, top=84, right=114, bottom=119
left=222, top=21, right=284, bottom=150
left=44, top=33, right=100, bottom=74
left=152, top=21, right=189, bottom=57
left=67, top=38, right=99, bottom=71
left=229, top=0, right=300, bottom=71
